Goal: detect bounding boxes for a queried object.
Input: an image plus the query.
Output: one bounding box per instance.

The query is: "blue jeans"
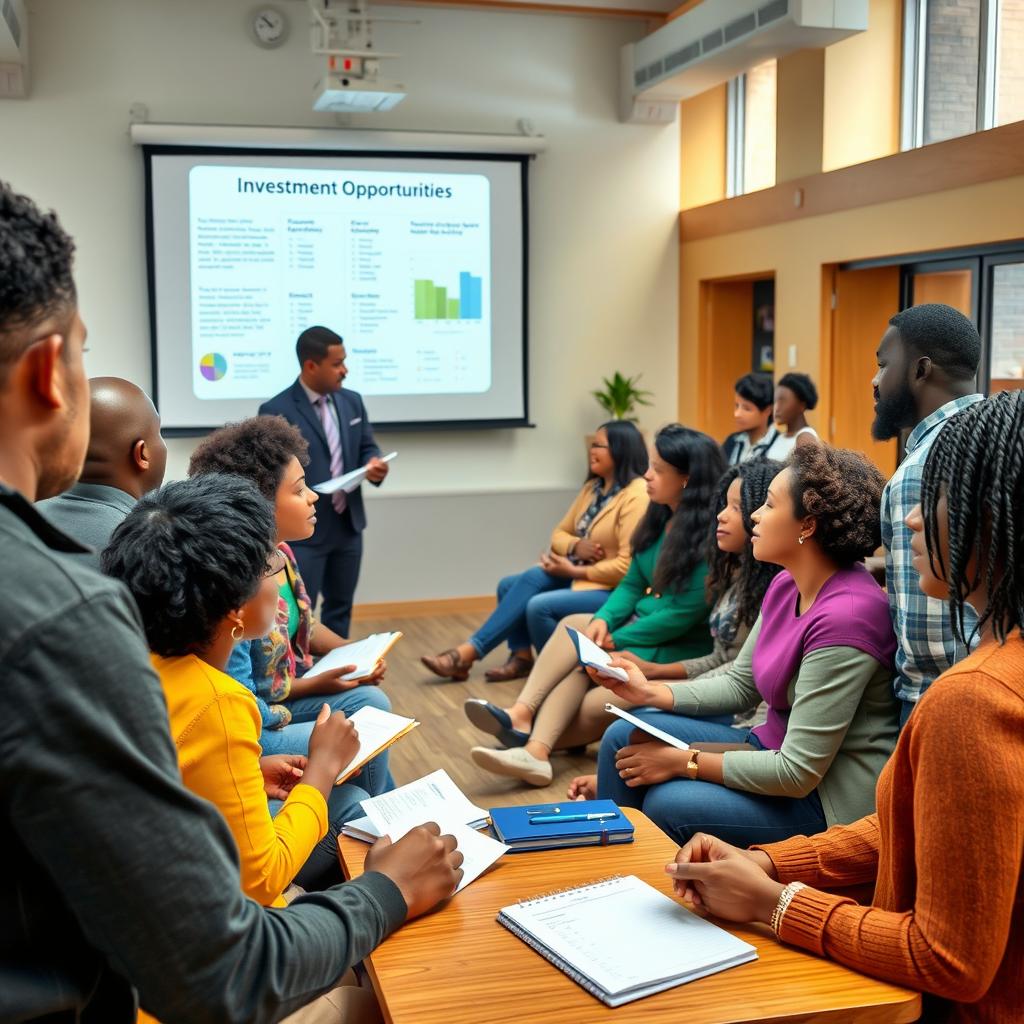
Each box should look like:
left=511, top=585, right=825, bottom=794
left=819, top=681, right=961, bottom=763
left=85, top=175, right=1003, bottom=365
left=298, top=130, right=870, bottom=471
left=270, top=780, right=370, bottom=892
left=525, top=588, right=610, bottom=651
left=899, top=698, right=916, bottom=729
left=598, top=710, right=828, bottom=847
left=259, top=685, right=395, bottom=795
left=470, top=566, right=571, bottom=657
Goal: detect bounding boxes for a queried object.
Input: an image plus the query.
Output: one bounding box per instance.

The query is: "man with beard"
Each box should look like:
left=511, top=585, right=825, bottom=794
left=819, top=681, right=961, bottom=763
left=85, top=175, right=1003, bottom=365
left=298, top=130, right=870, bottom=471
left=871, top=303, right=983, bottom=726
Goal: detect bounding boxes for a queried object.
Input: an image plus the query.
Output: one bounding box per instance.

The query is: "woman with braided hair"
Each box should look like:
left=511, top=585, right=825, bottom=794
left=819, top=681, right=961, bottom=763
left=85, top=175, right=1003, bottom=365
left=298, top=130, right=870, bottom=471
left=663, top=390, right=1024, bottom=1024
left=592, top=444, right=899, bottom=847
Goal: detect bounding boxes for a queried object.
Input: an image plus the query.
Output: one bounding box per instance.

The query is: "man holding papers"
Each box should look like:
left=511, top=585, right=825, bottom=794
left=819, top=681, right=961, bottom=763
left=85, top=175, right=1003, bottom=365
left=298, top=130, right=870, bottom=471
left=260, top=325, right=390, bottom=636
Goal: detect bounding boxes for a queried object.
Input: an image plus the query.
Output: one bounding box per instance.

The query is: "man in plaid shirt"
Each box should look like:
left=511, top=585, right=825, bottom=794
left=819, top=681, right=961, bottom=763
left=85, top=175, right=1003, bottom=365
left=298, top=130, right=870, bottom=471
left=871, top=304, right=984, bottom=726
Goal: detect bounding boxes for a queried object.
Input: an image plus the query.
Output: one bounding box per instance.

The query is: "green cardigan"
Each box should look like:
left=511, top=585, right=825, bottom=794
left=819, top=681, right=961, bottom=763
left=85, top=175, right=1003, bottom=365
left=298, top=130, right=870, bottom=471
left=593, top=532, right=712, bottom=662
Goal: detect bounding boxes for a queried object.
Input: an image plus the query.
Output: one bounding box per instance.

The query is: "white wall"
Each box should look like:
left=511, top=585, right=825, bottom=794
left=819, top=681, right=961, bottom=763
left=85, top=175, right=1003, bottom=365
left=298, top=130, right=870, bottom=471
left=2, top=0, right=679, bottom=602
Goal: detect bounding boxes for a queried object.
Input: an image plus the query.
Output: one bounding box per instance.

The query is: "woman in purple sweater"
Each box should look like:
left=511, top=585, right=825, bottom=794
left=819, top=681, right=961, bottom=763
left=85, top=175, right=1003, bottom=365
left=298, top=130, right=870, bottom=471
left=593, top=445, right=899, bottom=848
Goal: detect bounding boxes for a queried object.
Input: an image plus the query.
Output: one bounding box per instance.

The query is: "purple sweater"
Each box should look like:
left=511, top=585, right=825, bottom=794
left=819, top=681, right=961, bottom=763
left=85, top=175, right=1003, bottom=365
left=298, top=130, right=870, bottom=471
left=750, top=565, right=897, bottom=749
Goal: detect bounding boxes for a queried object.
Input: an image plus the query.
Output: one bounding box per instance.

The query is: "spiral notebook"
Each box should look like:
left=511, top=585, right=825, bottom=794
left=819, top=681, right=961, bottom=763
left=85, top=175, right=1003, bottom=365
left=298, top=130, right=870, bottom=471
left=498, top=874, right=757, bottom=1007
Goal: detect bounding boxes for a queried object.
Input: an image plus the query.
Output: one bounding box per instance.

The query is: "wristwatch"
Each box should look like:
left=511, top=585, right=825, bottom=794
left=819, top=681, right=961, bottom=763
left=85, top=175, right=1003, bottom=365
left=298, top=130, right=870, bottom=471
left=685, top=750, right=701, bottom=780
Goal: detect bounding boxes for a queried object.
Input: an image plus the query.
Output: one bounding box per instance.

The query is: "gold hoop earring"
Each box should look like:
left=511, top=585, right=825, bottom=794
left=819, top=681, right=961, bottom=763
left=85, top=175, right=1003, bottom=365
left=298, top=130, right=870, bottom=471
left=230, top=623, right=244, bottom=641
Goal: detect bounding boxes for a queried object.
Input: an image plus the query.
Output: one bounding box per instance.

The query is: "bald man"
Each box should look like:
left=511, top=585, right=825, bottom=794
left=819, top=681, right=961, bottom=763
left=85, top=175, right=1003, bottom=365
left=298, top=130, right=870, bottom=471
left=38, top=376, right=167, bottom=567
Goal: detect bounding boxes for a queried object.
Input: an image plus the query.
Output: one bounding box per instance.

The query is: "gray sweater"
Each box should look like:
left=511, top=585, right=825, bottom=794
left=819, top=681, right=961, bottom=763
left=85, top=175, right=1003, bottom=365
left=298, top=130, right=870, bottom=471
left=0, top=486, right=407, bottom=1024
left=668, top=617, right=899, bottom=827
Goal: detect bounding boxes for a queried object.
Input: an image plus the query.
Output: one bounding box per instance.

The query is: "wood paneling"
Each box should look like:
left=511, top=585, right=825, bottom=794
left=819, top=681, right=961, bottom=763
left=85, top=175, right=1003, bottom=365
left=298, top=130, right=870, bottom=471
left=830, top=266, right=901, bottom=477
left=697, top=279, right=755, bottom=442
left=681, top=121, right=1024, bottom=242
left=910, top=269, right=973, bottom=315
left=392, top=0, right=669, bottom=20
left=340, top=807, right=921, bottom=1024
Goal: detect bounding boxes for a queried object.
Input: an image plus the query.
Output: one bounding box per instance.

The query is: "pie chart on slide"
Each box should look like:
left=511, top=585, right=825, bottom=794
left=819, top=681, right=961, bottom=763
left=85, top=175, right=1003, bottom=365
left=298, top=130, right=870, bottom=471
left=199, top=352, right=228, bottom=382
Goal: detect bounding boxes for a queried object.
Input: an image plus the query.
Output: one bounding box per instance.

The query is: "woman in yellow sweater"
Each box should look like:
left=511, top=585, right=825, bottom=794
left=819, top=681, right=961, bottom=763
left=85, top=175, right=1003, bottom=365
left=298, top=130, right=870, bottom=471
left=103, top=472, right=369, bottom=904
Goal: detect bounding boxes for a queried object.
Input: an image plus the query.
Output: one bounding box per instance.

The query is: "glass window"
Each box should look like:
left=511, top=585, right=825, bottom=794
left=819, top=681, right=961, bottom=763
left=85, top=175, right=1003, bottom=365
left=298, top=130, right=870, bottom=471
left=743, top=59, right=777, bottom=194
left=922, top=0, right=982, bottom=144
left=996, top=0, right=1024, bottom=126
left=989, top=262, right=1024, bottom=390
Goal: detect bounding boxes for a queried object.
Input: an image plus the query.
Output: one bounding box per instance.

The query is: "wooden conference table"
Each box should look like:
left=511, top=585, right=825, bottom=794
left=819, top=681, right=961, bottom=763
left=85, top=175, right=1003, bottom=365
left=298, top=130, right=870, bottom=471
left=338, top=808, right=921, bottom=1024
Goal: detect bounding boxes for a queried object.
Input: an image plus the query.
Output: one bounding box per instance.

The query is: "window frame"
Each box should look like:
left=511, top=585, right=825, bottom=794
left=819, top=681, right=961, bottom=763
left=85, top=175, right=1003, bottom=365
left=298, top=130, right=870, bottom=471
left=901, top=0, right=1006, bottom=149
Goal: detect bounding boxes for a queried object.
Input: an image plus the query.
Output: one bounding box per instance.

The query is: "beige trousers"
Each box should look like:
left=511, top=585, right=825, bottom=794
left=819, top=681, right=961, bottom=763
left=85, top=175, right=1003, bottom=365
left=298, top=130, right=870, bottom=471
left=280, top=970, right=383, bottom=1024
left=515, top=613, right=634, bottom=751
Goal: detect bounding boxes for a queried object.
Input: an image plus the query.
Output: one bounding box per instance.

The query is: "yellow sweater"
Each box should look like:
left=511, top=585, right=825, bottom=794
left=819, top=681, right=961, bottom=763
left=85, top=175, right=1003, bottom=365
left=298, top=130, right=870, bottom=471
left=152, top=653, right=328, bottom=908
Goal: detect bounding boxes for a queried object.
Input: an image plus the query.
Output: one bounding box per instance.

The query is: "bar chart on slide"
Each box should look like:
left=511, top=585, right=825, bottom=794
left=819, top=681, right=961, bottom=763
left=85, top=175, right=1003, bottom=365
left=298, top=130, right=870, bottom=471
left=414, top=272, right=483, bottom=320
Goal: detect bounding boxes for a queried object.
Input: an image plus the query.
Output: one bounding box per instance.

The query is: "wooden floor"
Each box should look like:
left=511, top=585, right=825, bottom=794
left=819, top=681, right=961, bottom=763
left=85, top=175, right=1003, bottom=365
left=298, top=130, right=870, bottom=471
left=353, top=612, right=597, bottom=808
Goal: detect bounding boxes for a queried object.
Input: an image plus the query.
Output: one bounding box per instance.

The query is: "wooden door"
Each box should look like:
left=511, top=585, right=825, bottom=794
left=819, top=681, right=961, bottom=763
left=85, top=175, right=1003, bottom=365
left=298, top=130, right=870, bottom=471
left=830, top=266, right=900, bottom=477
left=910, top=269, right=975, bottom=314
left=698, top=279, right=755, bottom=444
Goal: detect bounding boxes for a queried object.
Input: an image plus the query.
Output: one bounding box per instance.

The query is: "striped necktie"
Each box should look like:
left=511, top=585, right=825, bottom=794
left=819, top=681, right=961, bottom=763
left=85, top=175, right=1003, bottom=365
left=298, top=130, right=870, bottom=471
left=317, top=395, right=347, bottom=514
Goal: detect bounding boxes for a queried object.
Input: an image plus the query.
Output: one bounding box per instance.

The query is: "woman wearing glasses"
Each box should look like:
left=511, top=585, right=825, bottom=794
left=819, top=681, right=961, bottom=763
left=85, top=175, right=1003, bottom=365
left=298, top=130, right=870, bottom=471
left=421, top=421, right=650, bottom=682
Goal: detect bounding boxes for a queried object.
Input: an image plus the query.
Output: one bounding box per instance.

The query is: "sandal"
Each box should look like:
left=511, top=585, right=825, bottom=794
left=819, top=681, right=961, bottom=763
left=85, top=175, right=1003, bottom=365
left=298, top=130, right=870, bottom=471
left=420, top=648, right=472, bottom=681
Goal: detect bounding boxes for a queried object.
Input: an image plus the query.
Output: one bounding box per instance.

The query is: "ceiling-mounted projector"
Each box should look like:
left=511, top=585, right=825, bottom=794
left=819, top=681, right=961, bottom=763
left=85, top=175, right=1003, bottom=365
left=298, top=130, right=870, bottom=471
left=313, top=69, right=406, bottom=112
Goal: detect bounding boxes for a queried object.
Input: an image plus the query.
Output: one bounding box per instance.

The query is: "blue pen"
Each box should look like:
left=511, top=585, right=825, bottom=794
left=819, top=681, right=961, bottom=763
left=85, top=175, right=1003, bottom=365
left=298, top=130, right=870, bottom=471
left=529, top=812, right=617, bottom=825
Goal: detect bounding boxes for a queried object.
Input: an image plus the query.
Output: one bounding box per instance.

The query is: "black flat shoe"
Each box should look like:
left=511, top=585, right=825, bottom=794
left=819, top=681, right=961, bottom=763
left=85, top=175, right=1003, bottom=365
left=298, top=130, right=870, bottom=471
left=464, top=698, right=530, bottom=748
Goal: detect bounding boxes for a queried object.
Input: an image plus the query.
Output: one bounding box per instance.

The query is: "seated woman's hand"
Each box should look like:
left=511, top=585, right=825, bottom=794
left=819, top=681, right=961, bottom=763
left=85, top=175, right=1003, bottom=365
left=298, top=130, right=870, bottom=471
left=259, top=754, right=307, bottom=800
left=616, top=651, right=676, bottom=680
left=348, top=657, right=387, bottom=685
left=614, top=734, right=688, bottom=787
left=540, top=550, right=575, bottom=578
left=304, top=664, right=361, bottom=693
left=571, top=537, right=604, bottom=563
left=665, top=833, right=783, bottom=923
left=567, top=774, right=597, bottom=801
left=304, top=704, right=361, bottom=792
left=589, top=657, right=670, bottom=708
left=584, top=618, right=613, bottom=650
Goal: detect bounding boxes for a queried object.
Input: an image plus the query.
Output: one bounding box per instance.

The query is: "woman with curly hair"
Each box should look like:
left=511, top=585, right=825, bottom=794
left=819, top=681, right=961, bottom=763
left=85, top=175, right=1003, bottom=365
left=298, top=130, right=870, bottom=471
left=665, top=391, right=1024, bottom=1024
left=594, top=444, right=898, bottom=847
left=465, top=424, right=724, bottom=786
left=188, top=416, right=392, bottom=795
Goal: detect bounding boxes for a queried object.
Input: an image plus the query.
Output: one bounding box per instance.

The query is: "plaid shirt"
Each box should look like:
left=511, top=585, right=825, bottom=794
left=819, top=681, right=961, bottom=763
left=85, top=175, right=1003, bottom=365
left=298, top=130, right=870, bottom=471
left=881, top=394, right=984, bottom=703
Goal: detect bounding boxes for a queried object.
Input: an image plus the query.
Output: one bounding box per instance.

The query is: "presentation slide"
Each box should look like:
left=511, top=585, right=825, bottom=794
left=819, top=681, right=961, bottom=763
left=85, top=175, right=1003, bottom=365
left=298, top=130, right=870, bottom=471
left=145, top=150, right=528, bottom=431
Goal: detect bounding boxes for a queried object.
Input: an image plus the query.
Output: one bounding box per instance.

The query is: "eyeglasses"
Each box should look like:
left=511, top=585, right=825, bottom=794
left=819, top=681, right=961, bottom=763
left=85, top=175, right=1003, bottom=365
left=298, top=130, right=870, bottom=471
left=263, top=550, right=288, bottom=578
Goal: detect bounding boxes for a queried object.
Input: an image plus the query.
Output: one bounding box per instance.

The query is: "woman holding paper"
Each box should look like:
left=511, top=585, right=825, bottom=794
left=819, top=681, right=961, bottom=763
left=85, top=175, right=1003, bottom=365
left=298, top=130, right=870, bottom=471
left=102, top=474, right=372, bottom=898
left=592, top=444, right=899, bottom=847
left=466, top=425, right=723, bottom=786
left=188, top=416, right=393, bottom=789
left=421, top=421, right=650, bottom=682
left=664, top=393, right=1024, bottom=1024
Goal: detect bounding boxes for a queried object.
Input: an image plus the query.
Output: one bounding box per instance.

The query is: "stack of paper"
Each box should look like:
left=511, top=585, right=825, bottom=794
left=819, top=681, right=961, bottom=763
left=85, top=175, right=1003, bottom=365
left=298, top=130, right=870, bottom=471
left=312, top=632, right=402, bottom=681
left=335, top=706, right=419, bottom=784
left=348, top=769, right=507, bottom=893
left=566, top=626, right=629, bottom=682
left=343, top=769, right=490, bottom=841
left=604, top=704, right=689, bottom=750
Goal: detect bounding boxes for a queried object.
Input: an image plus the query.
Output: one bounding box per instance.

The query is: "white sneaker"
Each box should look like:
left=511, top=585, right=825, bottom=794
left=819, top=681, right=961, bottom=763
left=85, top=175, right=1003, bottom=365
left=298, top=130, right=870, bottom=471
left=470, top=746, right=553, bottom=786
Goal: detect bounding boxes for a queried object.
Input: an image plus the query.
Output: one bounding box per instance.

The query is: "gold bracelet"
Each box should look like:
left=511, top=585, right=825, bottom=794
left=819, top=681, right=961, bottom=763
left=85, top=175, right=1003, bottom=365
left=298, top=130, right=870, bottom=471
left=770, top=881, right=807, bottom=936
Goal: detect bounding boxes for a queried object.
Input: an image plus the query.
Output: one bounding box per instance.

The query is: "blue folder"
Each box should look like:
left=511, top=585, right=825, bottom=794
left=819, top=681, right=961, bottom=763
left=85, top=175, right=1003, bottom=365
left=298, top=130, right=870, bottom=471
left=489, top=800, right=634, bottom=852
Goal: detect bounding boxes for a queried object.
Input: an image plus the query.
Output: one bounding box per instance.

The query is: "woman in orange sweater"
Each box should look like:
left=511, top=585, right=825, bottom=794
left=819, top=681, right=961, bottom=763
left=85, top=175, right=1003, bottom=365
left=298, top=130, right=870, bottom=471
left=664, top=391, right=1023, bottom=1023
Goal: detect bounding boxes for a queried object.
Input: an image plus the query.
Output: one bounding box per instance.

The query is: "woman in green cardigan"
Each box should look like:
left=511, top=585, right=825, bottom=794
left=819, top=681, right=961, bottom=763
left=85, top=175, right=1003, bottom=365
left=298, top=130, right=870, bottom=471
left=466, top=424, right=726, bottom=786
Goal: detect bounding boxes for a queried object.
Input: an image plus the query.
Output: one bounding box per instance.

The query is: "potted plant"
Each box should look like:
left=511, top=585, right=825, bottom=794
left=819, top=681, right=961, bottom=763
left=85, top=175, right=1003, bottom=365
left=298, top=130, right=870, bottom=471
left=592, top=371, right=653, bottom=422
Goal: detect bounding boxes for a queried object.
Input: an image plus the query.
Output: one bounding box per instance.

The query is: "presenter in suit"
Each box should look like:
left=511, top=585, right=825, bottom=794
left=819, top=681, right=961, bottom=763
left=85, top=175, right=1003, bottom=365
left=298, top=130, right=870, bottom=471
left=259, top=325, right=389, bottom=637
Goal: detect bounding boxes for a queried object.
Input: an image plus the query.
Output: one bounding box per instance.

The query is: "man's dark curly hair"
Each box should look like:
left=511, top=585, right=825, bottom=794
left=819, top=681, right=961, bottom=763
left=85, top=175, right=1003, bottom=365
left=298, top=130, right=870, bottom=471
left=188, top=415, right=309, bottom=500
left=0, top=181, right=77, bottom=377
left=101, top=474, right=276, bottom=657
left=922, top=390, right=1024, bottom=645
left=705, top=460, right=785, bottom=627
left=788, top=444, right=884, bottom=567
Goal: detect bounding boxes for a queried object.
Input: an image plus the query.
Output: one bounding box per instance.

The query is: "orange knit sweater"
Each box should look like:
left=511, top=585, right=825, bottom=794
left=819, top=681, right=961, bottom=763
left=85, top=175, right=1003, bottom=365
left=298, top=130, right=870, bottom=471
left=758, top=633, right=1024, bottom=1024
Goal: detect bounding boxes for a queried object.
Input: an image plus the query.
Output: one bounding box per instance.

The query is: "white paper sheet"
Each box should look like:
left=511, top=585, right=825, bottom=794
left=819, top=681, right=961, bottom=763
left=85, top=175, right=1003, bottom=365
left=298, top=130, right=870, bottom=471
left=361, top=769, right=488, bottom=835
left=336, top=706, right=418, bottom=783
left=568, top=627, right=629, bottom=682
left=604, top=704, right=689, bottom=750
left=314, top=451, right=397, bottom=495
left=314, top=633, right=400, bottom=680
